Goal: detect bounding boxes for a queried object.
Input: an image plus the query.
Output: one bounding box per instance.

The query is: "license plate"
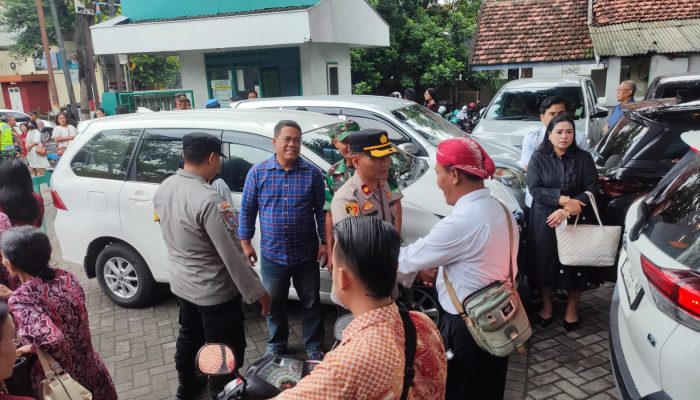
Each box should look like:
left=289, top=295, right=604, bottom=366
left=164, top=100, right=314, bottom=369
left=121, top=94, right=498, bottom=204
left=621, top=257, right=644, bottom=310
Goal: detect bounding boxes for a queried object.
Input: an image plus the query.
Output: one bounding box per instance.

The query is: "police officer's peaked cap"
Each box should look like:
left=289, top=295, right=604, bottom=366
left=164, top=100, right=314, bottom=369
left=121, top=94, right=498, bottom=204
left=348, top=128, right=397, bottom=158
left=183, top=132, right=227, bottom=158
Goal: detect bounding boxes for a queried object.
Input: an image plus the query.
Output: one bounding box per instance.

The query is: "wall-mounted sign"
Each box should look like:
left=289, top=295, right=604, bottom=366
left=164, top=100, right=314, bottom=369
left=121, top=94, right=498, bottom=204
left=75, top=0, right=95, bottom=15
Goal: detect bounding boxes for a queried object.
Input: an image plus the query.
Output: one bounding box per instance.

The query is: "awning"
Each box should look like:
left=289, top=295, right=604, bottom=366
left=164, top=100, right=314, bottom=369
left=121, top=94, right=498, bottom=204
left=590, top=19, right=700, bottom=57
left=90, top=0, right=389, bottom=55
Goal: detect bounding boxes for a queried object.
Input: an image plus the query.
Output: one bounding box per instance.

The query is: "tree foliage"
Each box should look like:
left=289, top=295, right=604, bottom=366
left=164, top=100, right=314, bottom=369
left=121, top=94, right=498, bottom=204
left=0, top=0, right=75, bottom=58
left=352, top=0, right=500, bottom=94
left=129, top=55, right=180, bottom=91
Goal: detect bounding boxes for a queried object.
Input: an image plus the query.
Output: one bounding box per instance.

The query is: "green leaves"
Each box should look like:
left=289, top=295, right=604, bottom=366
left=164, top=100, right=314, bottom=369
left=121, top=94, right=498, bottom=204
left=0, top=0, right=75, bottom=59
left=352, top=0, right=486, bottom=94
left=130, top=55, right=180, bottom=90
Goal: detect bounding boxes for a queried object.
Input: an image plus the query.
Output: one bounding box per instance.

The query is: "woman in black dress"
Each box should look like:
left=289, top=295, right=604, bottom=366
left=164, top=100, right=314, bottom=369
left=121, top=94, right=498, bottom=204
left=526, top=114, right=600, bottom=331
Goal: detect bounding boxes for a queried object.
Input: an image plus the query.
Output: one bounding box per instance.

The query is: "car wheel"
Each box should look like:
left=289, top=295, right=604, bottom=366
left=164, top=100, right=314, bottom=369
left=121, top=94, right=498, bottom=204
left=402, top=287, right=441, bottom=324
left=95, top=243, right=155, bottom=308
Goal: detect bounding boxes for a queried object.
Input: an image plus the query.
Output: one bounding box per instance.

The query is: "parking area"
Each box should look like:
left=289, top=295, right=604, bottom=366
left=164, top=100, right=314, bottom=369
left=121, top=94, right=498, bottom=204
left=43, top=195, right=620, bottom=400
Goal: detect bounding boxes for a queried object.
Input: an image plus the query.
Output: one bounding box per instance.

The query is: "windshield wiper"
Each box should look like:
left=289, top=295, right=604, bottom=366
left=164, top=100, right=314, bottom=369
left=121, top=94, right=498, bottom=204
left=493, top=116, right=532, bottom=121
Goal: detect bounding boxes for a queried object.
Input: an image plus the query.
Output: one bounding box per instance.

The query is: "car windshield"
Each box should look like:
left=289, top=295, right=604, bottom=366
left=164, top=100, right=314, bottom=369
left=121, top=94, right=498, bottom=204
left=648, top=80, right=700, bottom=102
left=642, top=152, right=700, bottom=268
left=485, top=86, right=586, bottom=121
left=391, top=104, right=466, bottom=146
left=592, top=116, right=648, bottom=168
left=302, top=124, right=429, bottom=190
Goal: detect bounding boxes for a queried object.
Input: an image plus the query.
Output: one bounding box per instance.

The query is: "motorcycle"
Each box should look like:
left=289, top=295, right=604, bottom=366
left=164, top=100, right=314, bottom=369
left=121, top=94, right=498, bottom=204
left=196, top=314, right=354, bottom=400
left=196, top=285, right=440, bottom=399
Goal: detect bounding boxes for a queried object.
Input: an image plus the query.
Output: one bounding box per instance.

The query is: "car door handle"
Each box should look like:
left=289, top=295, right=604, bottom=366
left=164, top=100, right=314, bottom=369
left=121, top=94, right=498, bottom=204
left=127, top=194, right=150, bottom=202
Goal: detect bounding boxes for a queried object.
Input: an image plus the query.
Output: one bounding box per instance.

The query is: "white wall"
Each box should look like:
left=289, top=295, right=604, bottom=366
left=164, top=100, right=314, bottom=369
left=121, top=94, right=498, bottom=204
left=649, top=55, right=689, bottom=83
left=532, top=63, right=604, bottom=78
left=604, top=57, right=622, bottom=106
left=687, top=54, right=700, bottom=73
left=179, top=51, right=208, bottom=108
left=299, top=42, right=351, bottom=95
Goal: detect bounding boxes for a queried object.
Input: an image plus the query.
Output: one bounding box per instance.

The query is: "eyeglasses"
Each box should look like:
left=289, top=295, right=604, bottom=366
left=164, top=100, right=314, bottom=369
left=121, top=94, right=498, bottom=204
left=0, top=338, right=20, bottom=346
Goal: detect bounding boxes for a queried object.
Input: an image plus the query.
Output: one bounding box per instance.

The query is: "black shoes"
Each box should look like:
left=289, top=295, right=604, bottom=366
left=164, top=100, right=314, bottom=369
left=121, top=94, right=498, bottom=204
left=537, top=315, right=553, bottom=328
left=563, top=319, right=580, bottom=332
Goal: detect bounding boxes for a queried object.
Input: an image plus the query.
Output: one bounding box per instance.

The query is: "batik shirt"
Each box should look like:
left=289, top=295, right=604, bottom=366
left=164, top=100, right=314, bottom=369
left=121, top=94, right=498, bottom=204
left=276, top=303, right=447, bottom=400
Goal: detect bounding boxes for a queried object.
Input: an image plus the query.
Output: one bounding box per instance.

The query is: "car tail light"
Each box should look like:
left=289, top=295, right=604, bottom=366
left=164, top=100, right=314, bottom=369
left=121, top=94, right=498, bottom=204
left=51, top=189, right=68, bottom=211
left=641, top=255, right=700, bottom=331
left=599, top=177, right=648, bottom=198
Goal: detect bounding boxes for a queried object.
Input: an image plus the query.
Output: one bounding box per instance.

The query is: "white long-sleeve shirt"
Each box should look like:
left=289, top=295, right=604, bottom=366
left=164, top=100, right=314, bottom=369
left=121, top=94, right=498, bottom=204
left=398, top=188, right=519, bottom=315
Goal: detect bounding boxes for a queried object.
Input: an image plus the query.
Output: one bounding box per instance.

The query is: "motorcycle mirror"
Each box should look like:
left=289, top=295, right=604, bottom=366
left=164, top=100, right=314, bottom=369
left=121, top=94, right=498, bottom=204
left=196, top=344, right=236, bottom=376
left=333, top=314, right=354, bottom=341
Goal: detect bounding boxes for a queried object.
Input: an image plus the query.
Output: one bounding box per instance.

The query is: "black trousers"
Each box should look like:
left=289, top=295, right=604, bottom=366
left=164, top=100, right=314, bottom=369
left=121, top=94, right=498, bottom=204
left=175, top=296, right=246, bottom=400
left=439, top=313, right=509, bottom=400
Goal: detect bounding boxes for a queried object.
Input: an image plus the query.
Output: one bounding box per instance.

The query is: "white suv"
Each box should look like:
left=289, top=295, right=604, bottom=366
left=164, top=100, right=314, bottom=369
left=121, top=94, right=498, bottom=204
left=52, top=109, right=521, bottom=308
left=610, top=131, right=700, bottom=399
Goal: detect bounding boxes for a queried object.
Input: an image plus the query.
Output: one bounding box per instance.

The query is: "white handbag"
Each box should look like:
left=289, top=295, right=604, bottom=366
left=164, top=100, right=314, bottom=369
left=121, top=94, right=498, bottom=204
left=555, top=191, right=621, bottom=267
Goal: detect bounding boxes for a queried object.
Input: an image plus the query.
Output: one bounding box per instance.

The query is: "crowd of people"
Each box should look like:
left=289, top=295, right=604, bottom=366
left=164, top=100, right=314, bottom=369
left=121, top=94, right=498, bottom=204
left=0, top=111, right=78, bottom=178
left=0, top=157, right=117, bottom=399
left=0, top=83, right=616, bottom=399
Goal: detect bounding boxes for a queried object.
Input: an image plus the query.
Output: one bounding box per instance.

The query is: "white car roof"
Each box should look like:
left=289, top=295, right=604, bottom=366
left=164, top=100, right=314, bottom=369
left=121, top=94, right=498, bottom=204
left=501, top=77, right=586, bottom=89
left=79, top=109, right=341, bottom=137
left=681, top=130, right=700, bottom=152
left=234, top=95, right=415, bottom=112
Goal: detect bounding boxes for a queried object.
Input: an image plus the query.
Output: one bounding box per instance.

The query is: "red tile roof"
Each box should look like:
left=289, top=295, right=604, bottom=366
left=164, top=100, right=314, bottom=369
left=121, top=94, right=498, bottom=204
left=470, top=0, right=593, bottom=68
left=592, top=0, right=700, bottom=26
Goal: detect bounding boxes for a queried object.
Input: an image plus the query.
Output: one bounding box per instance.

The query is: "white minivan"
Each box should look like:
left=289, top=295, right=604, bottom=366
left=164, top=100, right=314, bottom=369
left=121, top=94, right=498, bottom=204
left=53, top=109, right=522, bottom=308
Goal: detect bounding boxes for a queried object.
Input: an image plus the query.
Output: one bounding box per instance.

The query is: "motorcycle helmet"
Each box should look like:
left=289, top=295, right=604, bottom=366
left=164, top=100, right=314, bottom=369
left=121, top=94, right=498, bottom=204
left=468, top=102, right=477, bottom=110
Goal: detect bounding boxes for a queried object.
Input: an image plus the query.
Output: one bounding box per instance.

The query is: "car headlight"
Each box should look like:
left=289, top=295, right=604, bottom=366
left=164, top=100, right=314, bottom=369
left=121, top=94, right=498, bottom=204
left=493, top=167, right=526, bottom=189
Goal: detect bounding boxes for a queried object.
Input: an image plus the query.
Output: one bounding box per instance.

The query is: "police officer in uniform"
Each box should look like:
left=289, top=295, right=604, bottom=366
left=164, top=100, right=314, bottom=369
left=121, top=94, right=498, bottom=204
left=330, top=129, right=403, bottom=229
left=153, top=132, right=271, bottom=400
left=0, top=117, right=16, bottom=161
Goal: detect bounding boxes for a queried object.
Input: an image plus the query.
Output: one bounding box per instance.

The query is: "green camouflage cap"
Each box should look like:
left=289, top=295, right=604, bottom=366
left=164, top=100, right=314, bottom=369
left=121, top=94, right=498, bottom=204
left=331, top=120, right=361, bottom=141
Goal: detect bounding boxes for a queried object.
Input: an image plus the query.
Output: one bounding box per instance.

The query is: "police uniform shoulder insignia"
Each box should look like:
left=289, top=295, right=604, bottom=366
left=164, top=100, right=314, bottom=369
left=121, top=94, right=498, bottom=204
left=345, top=202, right=360, bottom=216
left=386, top=191, right=392, bottom=199
left=362, top=201, right=374, bottom=211
left=218, top=202, right=237, bottom=231
left=153, top=211, right=160, bottom=222
left=361, top=184, right=372, bottom=196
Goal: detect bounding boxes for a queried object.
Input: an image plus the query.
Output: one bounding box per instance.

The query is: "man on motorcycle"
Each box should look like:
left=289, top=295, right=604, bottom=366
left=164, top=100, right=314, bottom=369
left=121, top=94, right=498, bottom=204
left=276, top=217, right=446, bottom=399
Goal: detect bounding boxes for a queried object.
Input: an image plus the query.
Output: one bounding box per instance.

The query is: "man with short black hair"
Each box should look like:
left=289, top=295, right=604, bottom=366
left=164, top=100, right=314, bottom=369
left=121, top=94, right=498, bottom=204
left=404, top=88, right=416, bottom=102
left=248, top=89, right=259, bottom=99
left=239, top=120, right=327, bottom=361
left=276, top=217, right=447, bottom=400
left=154, top=132, right=271, bottom=399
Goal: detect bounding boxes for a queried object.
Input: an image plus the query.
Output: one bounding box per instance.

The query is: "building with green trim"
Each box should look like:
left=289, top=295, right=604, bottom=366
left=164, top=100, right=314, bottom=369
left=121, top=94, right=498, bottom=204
left=91, top=0, right=389, bottom=107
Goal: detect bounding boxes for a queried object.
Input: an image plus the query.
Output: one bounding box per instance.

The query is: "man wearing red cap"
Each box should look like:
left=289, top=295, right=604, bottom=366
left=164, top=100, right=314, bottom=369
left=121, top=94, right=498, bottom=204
left=397, top=137, right=519, bottom=400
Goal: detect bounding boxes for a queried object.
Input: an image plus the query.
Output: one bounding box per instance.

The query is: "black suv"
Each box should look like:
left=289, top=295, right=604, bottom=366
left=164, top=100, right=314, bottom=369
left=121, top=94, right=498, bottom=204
left=645, top=73, right=700, bottom=103
left=592, top=100, right=700, bottom=226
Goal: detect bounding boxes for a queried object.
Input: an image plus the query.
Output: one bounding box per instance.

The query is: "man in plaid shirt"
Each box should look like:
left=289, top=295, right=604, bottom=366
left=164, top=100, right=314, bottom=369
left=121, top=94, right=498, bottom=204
left=238, top=120, right=327, bottom=360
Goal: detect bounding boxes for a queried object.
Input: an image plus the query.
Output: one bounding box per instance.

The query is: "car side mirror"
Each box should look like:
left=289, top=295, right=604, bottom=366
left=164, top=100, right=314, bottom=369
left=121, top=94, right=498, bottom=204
left=591, top=106, right=608, bottom=119
left=334, top=314, right=354, bottom=341
left=196, top=344, right=236, bottom=376
left=398, top=142, right=420, bottom=156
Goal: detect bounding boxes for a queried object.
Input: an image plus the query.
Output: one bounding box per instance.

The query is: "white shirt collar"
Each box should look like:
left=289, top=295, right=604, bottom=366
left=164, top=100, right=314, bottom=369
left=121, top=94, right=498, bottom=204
left=453, top=188, right=491, bottom=211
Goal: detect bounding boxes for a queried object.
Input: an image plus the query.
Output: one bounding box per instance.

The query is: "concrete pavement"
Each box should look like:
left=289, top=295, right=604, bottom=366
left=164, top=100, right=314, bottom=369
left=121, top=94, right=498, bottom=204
left=42, top=192, right=620, bottom=400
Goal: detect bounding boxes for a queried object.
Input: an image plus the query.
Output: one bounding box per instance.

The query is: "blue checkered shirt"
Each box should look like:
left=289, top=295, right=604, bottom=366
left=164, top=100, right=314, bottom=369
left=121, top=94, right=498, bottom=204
left=238, top=155, right=326, bottom=265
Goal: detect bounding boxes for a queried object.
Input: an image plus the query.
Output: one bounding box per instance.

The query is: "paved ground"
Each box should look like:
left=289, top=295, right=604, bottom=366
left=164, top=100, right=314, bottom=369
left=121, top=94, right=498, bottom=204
left=42, top=193, right=621, bottom=400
